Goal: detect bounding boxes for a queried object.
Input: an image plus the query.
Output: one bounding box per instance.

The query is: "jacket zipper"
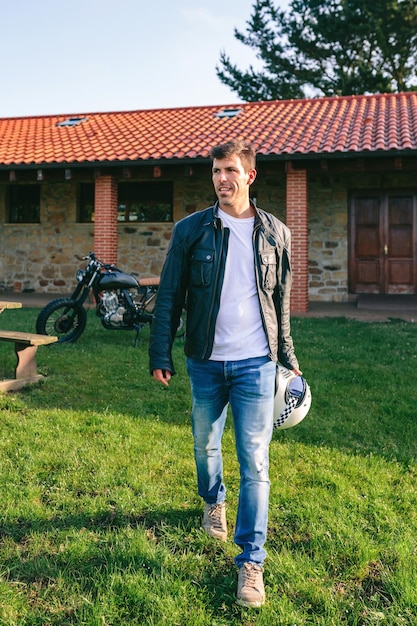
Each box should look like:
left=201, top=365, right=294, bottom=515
left=202, top=218, right=225, bottom=358
left=253, top=224, right=274, bottom=361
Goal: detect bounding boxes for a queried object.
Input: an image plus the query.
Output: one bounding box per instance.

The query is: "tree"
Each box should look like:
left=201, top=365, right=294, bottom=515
left=216, top=0, right=417, bottom=101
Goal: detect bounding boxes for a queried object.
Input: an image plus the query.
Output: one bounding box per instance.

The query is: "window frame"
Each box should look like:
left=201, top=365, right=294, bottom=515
left=78, top=182, right=95, bottom=223
left=7, top=184, right=41, bottom=224
left=117, top=181, right=173, bottom=223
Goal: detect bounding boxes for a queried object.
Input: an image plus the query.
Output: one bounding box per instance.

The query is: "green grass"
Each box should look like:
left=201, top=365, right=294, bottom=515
left=0, top=308, right=416, bottom=625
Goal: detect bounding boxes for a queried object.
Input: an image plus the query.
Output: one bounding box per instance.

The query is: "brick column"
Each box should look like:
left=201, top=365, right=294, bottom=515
left=94, top=176, right=118, bottom=264
left=285, top=163, right=309, bottom=313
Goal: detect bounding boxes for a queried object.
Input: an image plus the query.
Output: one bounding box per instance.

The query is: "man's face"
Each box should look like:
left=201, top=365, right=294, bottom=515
left=212, top=154, right=256, bottom=208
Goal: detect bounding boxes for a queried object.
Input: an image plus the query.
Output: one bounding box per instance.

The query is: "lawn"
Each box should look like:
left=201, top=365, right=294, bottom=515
left=0, top=308, right=416, bottom=625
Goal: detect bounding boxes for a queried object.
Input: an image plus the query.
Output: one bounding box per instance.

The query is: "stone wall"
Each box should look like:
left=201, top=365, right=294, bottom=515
left=1, top=160, right=414, bottom=300
left=308, top=173, right=349, bottom=302
left=0, top=182, right=95, bottom=293
left=0, top=163, right=287, bottom=294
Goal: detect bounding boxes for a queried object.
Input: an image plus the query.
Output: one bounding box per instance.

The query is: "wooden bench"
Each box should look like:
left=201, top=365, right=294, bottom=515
left=0, top=301, right=22, bottom=313
left=0, top=330, right=58, bottom=392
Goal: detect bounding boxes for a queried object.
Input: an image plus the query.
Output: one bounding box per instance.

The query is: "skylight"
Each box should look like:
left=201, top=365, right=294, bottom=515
left=56, top=116, right=88, bottom=127
left=215, top=108, right=242, bottom=119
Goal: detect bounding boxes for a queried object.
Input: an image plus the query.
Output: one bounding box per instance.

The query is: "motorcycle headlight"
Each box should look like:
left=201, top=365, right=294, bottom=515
left=76, top=269, right=86, bottom=283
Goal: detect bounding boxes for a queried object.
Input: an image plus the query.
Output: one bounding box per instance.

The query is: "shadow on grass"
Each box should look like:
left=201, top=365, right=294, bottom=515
left=1, top=506, right=240, bottom=616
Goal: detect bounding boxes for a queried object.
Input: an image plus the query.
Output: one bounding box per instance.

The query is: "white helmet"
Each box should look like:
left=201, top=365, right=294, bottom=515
left=273, top=365, right=312, bottom=430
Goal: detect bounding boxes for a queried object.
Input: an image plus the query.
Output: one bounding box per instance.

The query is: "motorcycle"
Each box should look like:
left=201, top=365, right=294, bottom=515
left=36, top=252, right=185, bottom=346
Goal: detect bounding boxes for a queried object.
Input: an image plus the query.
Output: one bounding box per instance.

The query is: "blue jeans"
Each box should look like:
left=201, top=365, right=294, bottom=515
left=186, top=356, right=276, bottom=566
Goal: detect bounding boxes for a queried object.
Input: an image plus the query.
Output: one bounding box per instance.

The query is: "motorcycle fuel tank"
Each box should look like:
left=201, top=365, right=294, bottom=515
left=99, top=271, right=140, bottom=290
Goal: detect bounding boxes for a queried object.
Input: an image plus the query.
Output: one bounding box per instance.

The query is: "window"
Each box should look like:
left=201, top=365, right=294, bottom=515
left=7, top=185, right=40, bottom=223
left=56, top=116, right=88, bottom=127
left=118, top=182, right=173, bottom=222
left=215, top=108, right=242, bottom=119
left=78, top=183, right=95, bottom=223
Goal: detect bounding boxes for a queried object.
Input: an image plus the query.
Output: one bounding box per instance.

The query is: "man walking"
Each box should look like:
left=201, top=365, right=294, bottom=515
left=149, top=140, right=301, bottom=607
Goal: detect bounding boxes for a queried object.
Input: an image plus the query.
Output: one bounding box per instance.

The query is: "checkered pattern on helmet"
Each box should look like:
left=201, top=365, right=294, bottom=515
left=273, top=395, right=298, bottom=429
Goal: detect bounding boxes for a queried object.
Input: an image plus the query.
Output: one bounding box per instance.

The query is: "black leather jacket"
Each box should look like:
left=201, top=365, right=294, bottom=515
left=149, top=202, right=299, bottom=375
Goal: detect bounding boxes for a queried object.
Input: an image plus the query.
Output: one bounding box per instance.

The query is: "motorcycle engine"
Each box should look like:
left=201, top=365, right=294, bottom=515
left=101, top=291, right=126, bottom=327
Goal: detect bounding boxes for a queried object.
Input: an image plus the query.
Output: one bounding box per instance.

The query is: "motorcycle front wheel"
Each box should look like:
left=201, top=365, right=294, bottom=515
left=36, top=298, right=87, bottom=343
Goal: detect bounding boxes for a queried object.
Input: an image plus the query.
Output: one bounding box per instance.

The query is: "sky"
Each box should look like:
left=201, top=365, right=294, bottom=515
left=1, top=0, right=290, bottom=119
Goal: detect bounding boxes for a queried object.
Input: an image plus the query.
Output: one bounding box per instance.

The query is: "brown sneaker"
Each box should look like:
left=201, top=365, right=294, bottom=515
left=202, top=502, right=227, bottom=542
left=236, top=562, right=265, bottom=608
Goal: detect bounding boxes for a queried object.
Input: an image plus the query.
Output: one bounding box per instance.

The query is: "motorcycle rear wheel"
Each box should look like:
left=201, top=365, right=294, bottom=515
left=36, top=298, right=87, bottom=343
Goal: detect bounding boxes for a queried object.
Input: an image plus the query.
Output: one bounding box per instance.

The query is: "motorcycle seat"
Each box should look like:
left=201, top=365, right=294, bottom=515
left=138, top=276, right=160, bottom=287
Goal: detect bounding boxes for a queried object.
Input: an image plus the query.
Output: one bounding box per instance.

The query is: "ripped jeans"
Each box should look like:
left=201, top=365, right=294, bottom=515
left=186, top=356, right=276, bottom=566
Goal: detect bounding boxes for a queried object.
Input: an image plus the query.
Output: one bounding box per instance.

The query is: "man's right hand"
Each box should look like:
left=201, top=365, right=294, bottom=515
left=152, top=369, right=172, bottom=387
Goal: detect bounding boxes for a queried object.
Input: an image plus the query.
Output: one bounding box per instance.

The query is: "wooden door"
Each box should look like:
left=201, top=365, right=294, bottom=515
left=349, top=191, right=417, bottom=294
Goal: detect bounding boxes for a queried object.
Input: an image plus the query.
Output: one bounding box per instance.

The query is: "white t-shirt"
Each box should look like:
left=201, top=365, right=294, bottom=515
left=210, top=208, right=269, bottom=361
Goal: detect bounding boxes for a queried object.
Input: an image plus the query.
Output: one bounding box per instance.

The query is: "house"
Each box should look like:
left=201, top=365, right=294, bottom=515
left=1, top=92, right=417, bottom=313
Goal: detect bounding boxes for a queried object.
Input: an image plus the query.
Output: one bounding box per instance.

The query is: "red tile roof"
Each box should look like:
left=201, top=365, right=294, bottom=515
left=1, top=92, right=417, bottom=167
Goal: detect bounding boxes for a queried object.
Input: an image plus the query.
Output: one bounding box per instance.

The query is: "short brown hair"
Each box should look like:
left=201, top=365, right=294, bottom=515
left=210, top=140, right=256, bottom=171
